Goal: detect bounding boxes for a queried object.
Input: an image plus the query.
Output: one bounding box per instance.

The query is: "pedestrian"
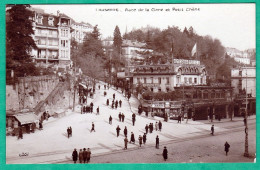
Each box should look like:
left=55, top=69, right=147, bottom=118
left=119, top=112, right=122, bottom=122
left=67, top=127, right=70, bottom=138
left=119, top=100, right=122, bottom=107
left=158, top=121, right=162, bottom=131
left=151, top=123, right=154, bottom=133
left=31, top=122, right=36, bottom=133
left=104, top=91, right=107, bottom=96
left=109, top=115, right=112, bottom=125
left=112, top=103, right=114, bottom=109
left=115, top=102, right=118, bottom=109
left=124, top=126, right=128, bottom=137
left=79, top=149, right=83, bottom=163
left=90, top=102, right=94, bottom=113
left=149, top=123, right=152, bottom=133
left=113, top=93, right=115, bottom=100
left=86, top=148, right=91, bottom=163
left=39, top=121, right=43, bottom=130
left=116, top=125, right=121, bottom=137
left=139, top=135, right=143, bottom=147
left=116, top=100, right=118, bottom=107
left=156, top=135, right=159, bottom=149
left=224, top=141, right=230, bottom=156
left=132, top=113, right=136, bottom=126
left=18, top=127, right=23, bottom=139
left=69, top=126, right=72, bottom=137
left=155, top=122, right=158, bottom=131
left=83, top=148, right=87, bottom=163
left=98, top=85, right=100, bottom=90
left=104, top=85, right=106, bottom=90
left=96, top=107, right=99, bottom=115
left=143, top=133, right=147, bottom=144
left=145, top=111, right=148, bottom=117
left=121, top=113, right=125, bottom=122
left=178, top=115, right=181, bottom=123
left=211, top=125, right=214, bottom=135
left=124, top=136, right=128, bottom=149
left=107, top=99, right=109, bottom=106
left=163, top=146, right=168, bottom=161
left=130, top=132, right=135, bottom=144
left=72, top=148, right=78, bottom=164
left=145, top=124, right=149, bottom=134
left=91, top=122, right=95, bottom=132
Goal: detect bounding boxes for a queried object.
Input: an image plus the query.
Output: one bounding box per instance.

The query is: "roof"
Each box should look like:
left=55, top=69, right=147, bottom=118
left=122, top=40, right=146, bottom=48
left=14, top=113, right=38, bottom=125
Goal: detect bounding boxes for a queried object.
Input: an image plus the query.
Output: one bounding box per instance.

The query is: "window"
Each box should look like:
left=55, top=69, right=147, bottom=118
left=144, top=78, right=147, bottom=84
left=194, top=78, right=197, bottom=84
left=48, top=17, right=54, bottom=26
left=200, top=78, right=203, bottom=84
left=184, top=77, right=188, bottom=84
left=166, top=77, right=170, bottom=84
left=211, top=93, right=215, bottom=98
left=158, top=77, right=161, bottom=84
left=37, top=16, right=43, bottom=24
left=151, top=77, right=153, bottom=84
left=158, top=88, right=161, bottom=92
left=239, top=70, right=242, bottom=76
left=37, top=29, right=41, bottom=34
left=189, top=77, right=192, bottom=84
left=137, top=78, right=140, bottom=84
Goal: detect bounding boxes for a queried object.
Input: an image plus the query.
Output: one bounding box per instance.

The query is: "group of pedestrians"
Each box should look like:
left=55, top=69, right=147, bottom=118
left=72, top=148, right=92, bottom=164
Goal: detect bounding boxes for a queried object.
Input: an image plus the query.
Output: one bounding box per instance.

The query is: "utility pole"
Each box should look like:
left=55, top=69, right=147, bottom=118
left=244, top=66, right=249, bottom=157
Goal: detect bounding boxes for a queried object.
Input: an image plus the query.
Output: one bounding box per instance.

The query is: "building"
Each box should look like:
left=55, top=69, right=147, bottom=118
left=121, top=40, right=152, bottom=60
left=30, top=9, right=72, bottom=68
left=71, top=21, right=93, bottom=43
left=231, top=66, right=256, bottom=97
left=225, top=47, right=251, bottom=65
left=131, top=59, right=207, bottom=92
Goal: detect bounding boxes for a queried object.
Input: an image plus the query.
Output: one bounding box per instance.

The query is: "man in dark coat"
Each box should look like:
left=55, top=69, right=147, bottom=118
left=121, top=113, right=125, bottom=122
left=115, top=102, right=118, bottom=109
left=113, top=93, right=115, bottom=100
left=130, top=132, right=135, bottom=144
left=124, top=126, right=128, bottom=137
left=79, top=149, right=83, bottom=163
left=119, top=100, right=122, bottom=107
left=39, top=121, right=43, bottom=130
left=151, top=123, right=154, bottom=133
left=112, top=103, right=114, bottom=109
left=158, top=121, right=162, bottom=131
left=98, top=85, right=100, bottom=90
left=224, top=141, right=230, bottom=156
left=18, top=127, right=23, bottom=139
left=178, top=115, right=181, bottom=123
left=143, top=133, right=147, bottom=144
left=104, top=91, right=107, bottom=96
left=67, top=127, right=70, bottom=138
left=116, top=125, right=121, bottom=137
left=163, top=146, right=168, bottom=161
left=119, top=113, right=122, bottom=122
left=96, top=107, right=99, bottom=115
left=156, top=135, right=159, bottom=149
left=69, top=126, right=72, bottom=137
left=211, top=125, right=214, bottom=135
left=83, top=148, right=87, bottom=163
left=107, top=99, right=109, bottom=106
left=109, top=115, right=112, bottom=125
left=90, top=102, right=94, bottom=113
left=145, top=124, right=149, bottom=134
left=72, top=148, right=78, bottom=163
left=132, top=113, right=136, bottom=126
left=149, top=123, right=152, bottom=133
left=91, top=122, right=95, bottom=132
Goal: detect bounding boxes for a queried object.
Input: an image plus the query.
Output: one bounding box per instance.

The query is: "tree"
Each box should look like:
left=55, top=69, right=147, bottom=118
left=183, top=27, right=189, bottom=36
left=113, top=25, right=123, bottom=54
left=6, top=5, right=38, bottom=84
left=82, top=26, right=104, bottom=57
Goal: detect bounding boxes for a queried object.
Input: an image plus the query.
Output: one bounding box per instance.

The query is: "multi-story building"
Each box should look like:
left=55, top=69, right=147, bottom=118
left=71, top=21, right=93, bottom=43
left=131, top=59, right=207, bottom=92
left=30, top=9, right=71, bottom=68
left=121, top=40, right=152, bottom=60
left=231, top=66, right=256, bottom=97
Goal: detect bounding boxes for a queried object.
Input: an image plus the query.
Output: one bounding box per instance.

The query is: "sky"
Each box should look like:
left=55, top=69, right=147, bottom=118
left=32, top=4, right=255, bottom=51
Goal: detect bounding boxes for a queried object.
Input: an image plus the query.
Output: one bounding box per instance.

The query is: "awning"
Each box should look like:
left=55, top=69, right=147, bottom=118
left=14, top=113, right=38, bottom=125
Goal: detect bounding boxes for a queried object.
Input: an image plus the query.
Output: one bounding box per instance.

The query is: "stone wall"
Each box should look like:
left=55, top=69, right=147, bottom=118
left=6, top=75, right=59, bottom=111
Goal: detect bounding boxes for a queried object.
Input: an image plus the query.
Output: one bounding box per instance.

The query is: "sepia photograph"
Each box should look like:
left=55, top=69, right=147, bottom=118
left=5, top=3, right=256, bottom=164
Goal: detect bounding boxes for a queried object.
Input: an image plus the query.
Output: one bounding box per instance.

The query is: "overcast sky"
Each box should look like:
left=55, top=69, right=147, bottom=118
left=32, top=4, right=255, bottom=51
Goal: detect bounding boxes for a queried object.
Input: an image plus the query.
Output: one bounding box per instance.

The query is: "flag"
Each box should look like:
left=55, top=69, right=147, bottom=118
left=191, top=43, right=197, bottom=57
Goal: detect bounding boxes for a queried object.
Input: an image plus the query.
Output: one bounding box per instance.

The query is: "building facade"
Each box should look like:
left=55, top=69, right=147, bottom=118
left=121, top=40, right=152, bottom=60
left=30, top=9, right=71, bottom=68
left=71, top=21, right=93, bottom=43
left=231, top=66, right=256, bottom=97
left=131, top=59, right=207, bottom=92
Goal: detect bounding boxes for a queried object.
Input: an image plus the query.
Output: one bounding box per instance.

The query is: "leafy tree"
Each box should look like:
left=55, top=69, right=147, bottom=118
left=6, top=5, right=38, bottom=84
left=183, top=27, right=189, bottom=36
left=113, top=25, right=122, bottom=54
left=82, top=26, right=104, bottom=57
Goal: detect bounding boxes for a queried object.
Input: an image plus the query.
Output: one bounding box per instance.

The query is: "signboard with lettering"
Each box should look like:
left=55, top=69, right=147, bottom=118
left=173, top=59, right=200, bottom=65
